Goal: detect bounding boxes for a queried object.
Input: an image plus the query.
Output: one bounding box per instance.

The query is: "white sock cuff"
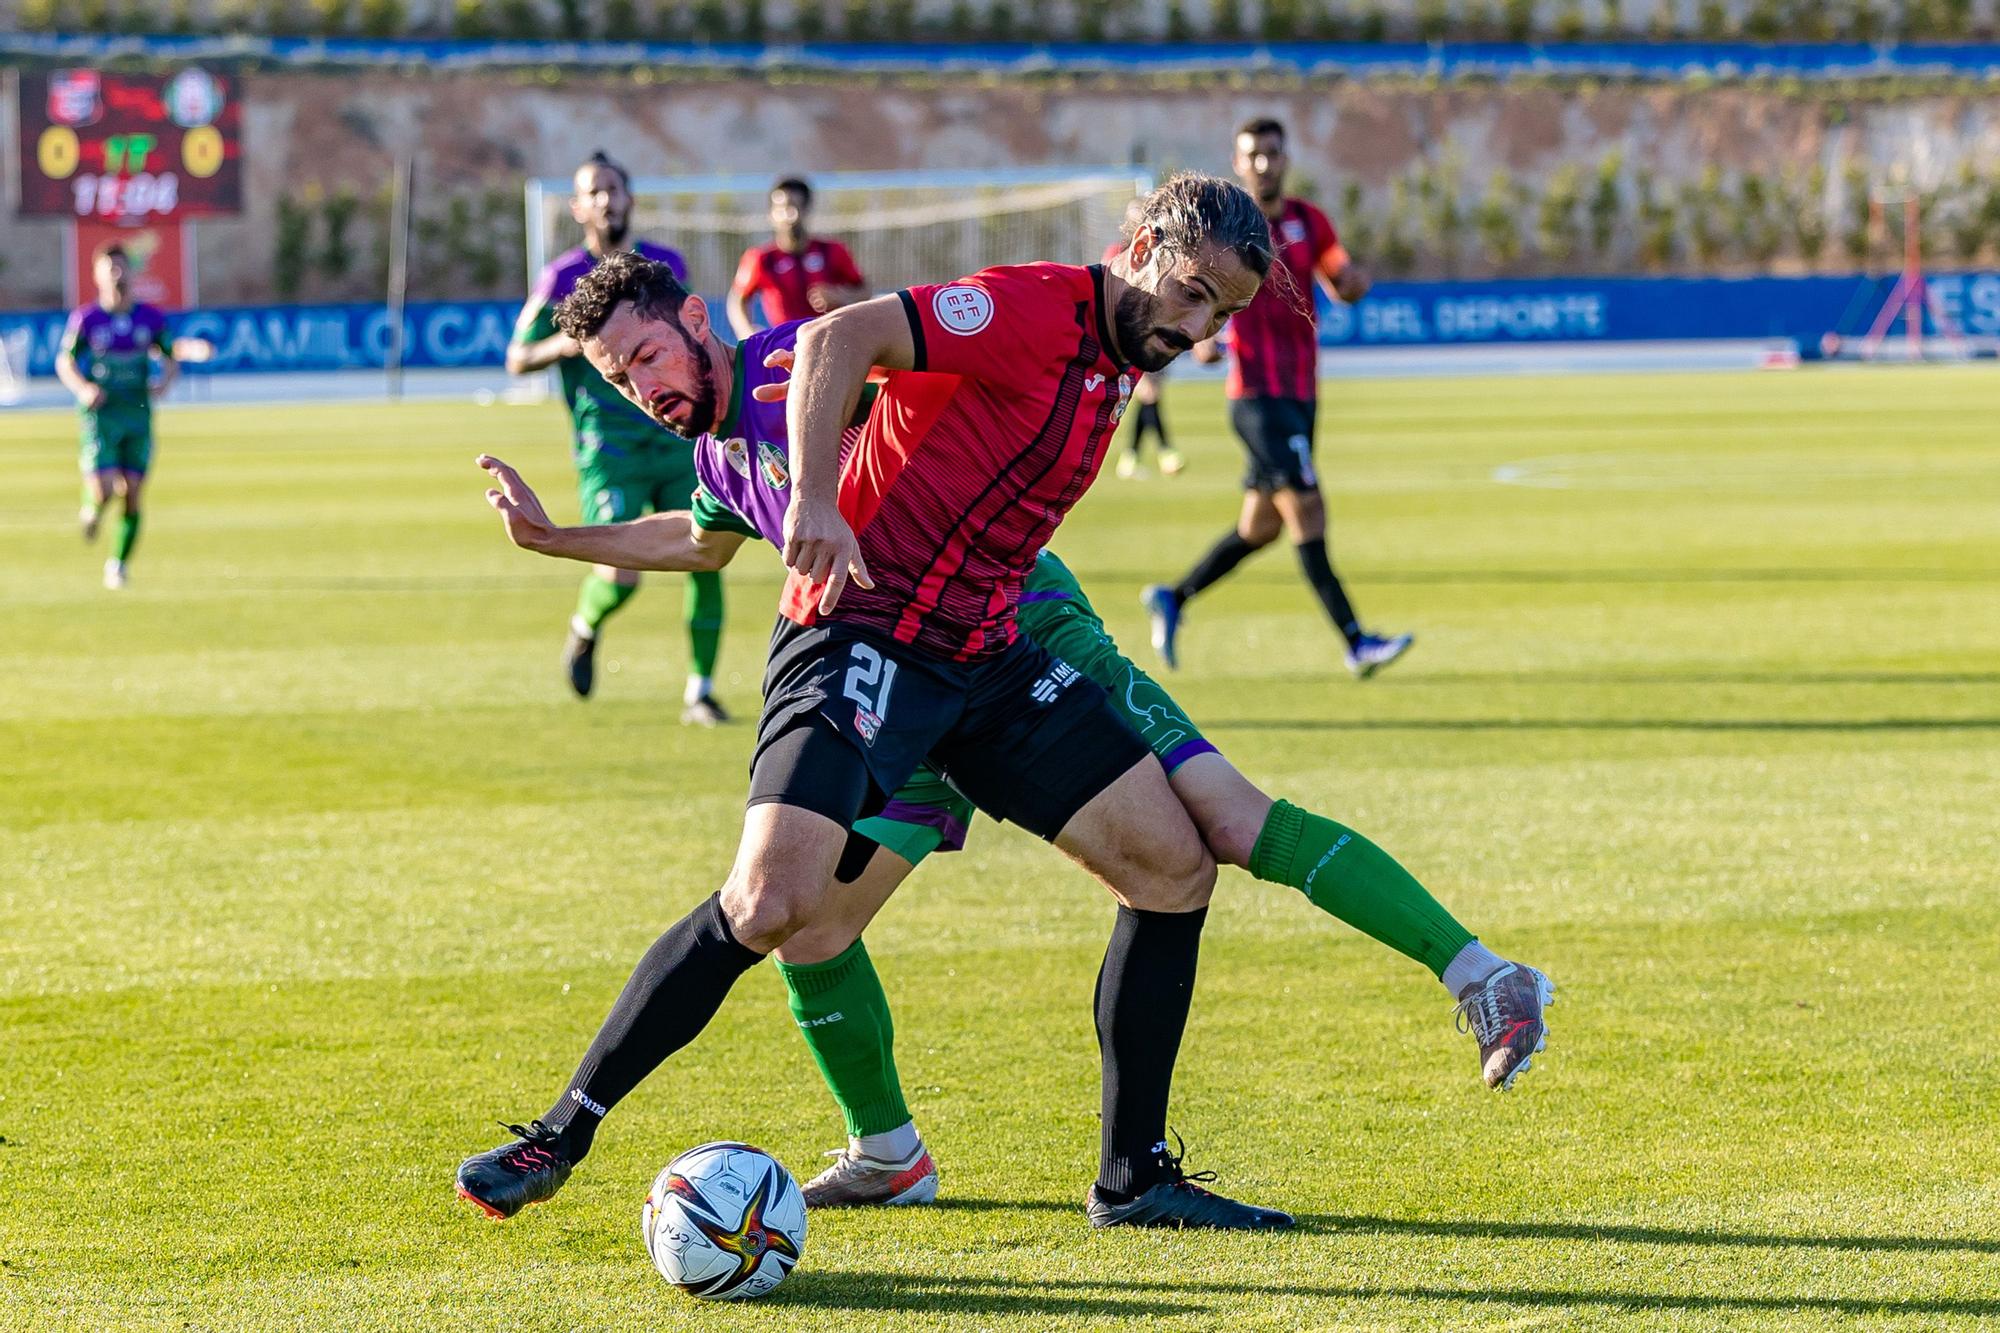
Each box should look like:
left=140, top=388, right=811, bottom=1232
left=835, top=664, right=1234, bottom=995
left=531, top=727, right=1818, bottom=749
left=1442, top=940, right=1508, bottom=997
left=570, top=614, right=596, bottom=640
left=851, top=1120, right=922, bottom=1164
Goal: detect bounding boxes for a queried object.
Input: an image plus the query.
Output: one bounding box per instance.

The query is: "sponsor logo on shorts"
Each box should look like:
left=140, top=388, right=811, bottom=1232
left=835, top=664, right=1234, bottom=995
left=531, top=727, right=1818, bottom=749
left=854, top=707, right=882, bottom=745
left=1030, top=660, right=1080, bottom=705
left=569, top=1087, right=610, bottom=1117
left=933, top=285, right=994, bottom=335
left=758, top=440, right=791, bottom=489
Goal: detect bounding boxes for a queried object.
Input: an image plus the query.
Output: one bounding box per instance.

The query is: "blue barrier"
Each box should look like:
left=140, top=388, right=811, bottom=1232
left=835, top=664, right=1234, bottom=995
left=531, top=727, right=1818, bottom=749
left=7, top=31, right=2000, bottom=78
left=2, top=300, right=521, bottom=378
left=7, top=274, right=1999, bottom=379
left=1314, top=272, right=2000, bottom=347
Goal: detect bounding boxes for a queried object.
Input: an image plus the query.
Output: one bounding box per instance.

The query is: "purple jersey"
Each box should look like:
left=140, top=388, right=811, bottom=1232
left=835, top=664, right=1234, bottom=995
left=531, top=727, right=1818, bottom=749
left=62, top=303, right=171, bottom=413
left=691, top=320, right=810, bottom=548
left=513, top=241, right=687, bottom=451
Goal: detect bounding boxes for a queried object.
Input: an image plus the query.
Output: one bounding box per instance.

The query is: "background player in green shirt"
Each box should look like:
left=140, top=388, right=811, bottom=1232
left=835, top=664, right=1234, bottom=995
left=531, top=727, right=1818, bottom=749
left=507, top=152, right=728, bottom=725
left=57, top=242, right=176, bottom=591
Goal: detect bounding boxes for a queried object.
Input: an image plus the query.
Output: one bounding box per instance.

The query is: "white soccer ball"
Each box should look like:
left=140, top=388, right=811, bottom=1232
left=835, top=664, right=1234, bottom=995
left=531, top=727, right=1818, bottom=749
left=641, top=1141, right=807, bottom=1301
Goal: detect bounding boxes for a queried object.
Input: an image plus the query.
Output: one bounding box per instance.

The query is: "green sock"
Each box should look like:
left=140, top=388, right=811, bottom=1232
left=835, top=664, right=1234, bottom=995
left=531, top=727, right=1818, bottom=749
left=1248, top=799, right=1476, bottom=979
left=685, top=569, right=724, bottom=679
left=112, top=511, right=141, bottom=563
left=574, top=573, right=636, bottom=633
left=773, top=939, right=910, bottom=1138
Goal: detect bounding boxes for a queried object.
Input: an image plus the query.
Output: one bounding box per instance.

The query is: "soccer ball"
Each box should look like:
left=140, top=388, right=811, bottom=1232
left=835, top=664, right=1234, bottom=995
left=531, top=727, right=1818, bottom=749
left=641, top=1141, right=807, bottom=1301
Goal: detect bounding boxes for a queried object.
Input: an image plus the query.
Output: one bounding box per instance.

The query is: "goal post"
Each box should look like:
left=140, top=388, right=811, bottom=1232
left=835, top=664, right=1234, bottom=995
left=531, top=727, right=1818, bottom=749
left=525, top=165, right=1154, bottom=318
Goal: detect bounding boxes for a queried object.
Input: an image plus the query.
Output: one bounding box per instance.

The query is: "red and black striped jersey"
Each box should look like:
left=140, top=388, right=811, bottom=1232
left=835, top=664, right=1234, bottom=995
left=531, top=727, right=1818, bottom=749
left=1226, top=197, right=1341, bottom=402
left=781, top=262, right=1135, bottom=662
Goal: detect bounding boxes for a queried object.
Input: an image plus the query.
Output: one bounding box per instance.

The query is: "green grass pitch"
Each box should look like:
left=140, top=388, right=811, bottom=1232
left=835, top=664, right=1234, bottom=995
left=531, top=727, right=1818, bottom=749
left=2, top=368, right=1997, bottom=1330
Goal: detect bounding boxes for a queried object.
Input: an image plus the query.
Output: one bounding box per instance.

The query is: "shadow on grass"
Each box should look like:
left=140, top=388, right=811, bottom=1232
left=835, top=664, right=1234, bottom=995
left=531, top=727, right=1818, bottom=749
left=1208, top=716, right=2000, bottom=733
left=1298, top=1213, right=2000, bottom=1256
left=771, top=1269, right=2000, bottom=1319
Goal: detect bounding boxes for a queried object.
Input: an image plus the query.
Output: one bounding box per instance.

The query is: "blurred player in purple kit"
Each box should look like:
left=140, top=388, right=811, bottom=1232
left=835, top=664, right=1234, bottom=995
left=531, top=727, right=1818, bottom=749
left=57, top=242, right=176, bottom=590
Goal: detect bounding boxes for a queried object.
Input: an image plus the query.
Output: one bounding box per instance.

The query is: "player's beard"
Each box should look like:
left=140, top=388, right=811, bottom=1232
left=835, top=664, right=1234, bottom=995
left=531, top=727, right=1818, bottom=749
left=1112, top=285, right=1195, bottom=374
left=670, top=322, right=721, bottom=438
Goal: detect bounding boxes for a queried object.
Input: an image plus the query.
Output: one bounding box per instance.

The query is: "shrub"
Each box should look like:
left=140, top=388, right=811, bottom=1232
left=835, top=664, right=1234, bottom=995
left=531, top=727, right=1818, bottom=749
left=1476, top=170, right=1527, bottom=268
left=358, top=0, right=406, bottom=37
left=1588, top=151, right=1623, bottom=258
left=1537, top=164, right=1584, bottom=266
left=320, top=188, right=360, bottom=281
left=274, top=193, right=315, bottom=300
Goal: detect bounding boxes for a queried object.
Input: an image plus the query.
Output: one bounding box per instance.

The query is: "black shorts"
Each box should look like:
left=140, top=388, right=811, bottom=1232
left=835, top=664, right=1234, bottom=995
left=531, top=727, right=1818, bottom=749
left=1232, top=396, right=1319, bottom=493
left=749, top=617, right=1151, bottom=842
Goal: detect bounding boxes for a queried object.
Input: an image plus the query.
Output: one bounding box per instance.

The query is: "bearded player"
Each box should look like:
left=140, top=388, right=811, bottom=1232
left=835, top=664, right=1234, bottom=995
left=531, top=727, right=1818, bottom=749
left=457, top=175, right=1309, bottom=1231
left=475, top=306, right=1554, bottom=1211
left=1105, top=201, right=1184, bottom=480
left=725, top=176, right=869, bottom=337
left=1144, top=118, right=1412, bottom=679
left=57, top=242, right=176, bottom=590
left=507, top=150, right=728, bottom=724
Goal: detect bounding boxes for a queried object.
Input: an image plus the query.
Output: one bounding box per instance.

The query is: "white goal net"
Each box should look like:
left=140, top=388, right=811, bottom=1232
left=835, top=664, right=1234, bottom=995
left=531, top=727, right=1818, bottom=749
left=526, top=166, right=1152, bottom=314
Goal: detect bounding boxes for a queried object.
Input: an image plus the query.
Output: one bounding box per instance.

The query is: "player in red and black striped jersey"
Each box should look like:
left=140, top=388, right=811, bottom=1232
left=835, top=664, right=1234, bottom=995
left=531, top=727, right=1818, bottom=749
left=726, top=176, right=870, bottom=337
left=457, top=175, right=1299, bottom=1233
left=1144, top=117, right=1414, bottom=680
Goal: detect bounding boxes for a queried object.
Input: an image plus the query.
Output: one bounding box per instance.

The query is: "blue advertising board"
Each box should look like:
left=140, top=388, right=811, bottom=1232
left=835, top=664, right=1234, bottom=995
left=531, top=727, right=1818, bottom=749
left=7, top=274, right=1998, bottom=379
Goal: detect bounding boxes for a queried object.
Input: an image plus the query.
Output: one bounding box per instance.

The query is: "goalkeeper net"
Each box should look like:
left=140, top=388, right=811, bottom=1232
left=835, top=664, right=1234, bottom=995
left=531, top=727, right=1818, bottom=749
left=525, top=166, right=1152, bottom=315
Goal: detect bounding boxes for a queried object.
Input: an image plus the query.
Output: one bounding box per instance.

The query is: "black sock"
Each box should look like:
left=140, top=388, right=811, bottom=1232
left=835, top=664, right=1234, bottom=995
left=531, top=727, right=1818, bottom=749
left=1135, top=401, right=1164, bottom=449
left=1094, top=904, right=1207, bottom=1200
left=542, top=892, right=763, bottom=1159
left=1173, top=531, right=1261, bottom=605
left=1296, top=537, right=1362, bottom=648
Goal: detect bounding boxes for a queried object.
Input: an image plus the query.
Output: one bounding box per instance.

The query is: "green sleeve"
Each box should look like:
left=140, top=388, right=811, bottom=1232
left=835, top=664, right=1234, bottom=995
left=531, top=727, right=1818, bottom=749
left=690, top=484, right=760, bottom=540
left=513, top=297, right=557, bottom=346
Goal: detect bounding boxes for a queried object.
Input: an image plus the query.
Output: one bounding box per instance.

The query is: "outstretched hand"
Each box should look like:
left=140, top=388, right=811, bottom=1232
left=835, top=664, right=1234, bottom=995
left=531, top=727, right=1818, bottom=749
left=478, top=454, right=557, bottom=551
left=751, top=348, right=794, bottom=403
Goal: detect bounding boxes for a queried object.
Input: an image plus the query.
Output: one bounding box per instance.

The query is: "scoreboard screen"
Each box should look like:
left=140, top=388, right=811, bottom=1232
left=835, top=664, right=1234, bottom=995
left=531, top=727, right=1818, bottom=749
left=17, top=68, right=243, bottom=221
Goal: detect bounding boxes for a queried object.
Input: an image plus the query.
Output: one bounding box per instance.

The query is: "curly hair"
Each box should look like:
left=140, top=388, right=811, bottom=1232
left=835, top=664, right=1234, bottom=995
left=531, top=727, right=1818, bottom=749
left=553, top=249, right=691, bottom=344
left=1124, top=172, right=1275, bottom=279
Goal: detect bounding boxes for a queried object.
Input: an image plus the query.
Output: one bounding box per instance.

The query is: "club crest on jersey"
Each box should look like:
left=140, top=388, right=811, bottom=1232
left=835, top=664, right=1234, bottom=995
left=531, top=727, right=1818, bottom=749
left=804, top=251, right=825, bottom=273
left=1281, top=218, right=1308, bottom=245
left=757, top=440, right=791, bottom=489
left=933, top=285, right=994, bottom=336
left=721, top=436, right=753, bottom=478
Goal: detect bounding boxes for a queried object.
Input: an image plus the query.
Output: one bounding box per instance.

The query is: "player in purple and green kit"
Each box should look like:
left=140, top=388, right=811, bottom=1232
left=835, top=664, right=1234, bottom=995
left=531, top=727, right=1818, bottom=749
left=507, top=151, right=728, bottom=725
left=57, top=242, right=176, bottom=590
left=475, top=250, right=1556, bottom=1212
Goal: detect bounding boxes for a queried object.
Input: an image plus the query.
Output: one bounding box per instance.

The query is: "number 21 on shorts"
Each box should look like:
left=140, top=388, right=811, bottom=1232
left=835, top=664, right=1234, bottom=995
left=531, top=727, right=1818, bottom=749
left=844, top=643, right=897, bottom=746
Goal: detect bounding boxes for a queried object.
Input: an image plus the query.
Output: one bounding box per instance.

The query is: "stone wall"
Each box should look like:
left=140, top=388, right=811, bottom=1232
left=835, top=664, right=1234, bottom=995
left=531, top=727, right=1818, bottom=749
left=6, top=69, right=1998, bottom=305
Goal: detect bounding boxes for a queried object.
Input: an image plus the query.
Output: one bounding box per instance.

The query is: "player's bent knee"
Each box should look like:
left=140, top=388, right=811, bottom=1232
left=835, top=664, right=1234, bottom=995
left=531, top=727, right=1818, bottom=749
left=718, top=874, right=823, bottom=953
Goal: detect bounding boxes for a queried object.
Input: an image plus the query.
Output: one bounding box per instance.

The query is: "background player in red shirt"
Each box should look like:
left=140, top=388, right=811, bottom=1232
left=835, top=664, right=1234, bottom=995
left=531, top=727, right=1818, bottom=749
left=726, top=176, right=870, bottom=336
left=1144, top=117, right=1414, bottom=679
left=457, top=175, right=1298, bottom=1232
